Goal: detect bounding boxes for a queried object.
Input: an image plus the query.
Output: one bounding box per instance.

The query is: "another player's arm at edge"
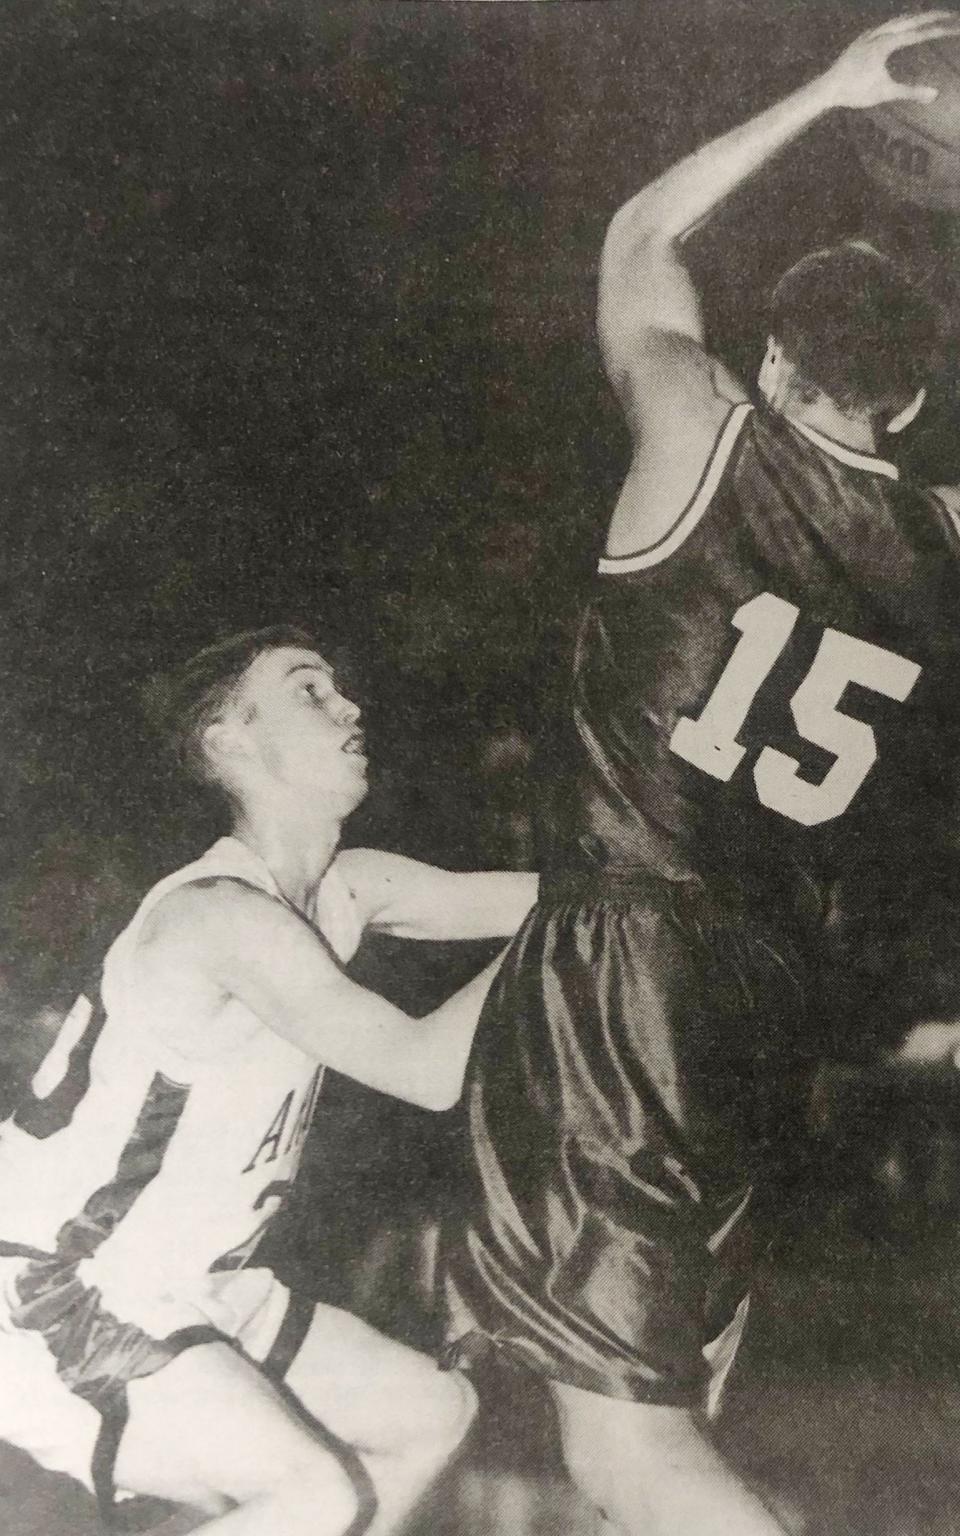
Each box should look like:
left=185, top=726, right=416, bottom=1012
left=932, top=483, right=960, bottom=522
left=137, top=880, right=507, bottom=1112
left=337, top=849, right=537, bottom=942
left=597, top=12, right=956, bottom=555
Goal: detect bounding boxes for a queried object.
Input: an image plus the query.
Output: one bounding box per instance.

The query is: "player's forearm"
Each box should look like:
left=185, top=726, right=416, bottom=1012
left=414, top=948, right=507, bottom=1109
left=605, top=71, right=836, bottom=267
left=421, top=872, right=539, bottom=942
left=597, top=71, right=839, bottom=350
left=343, top=851, right=538, bottom=941
left=265, top=951, right=505, bottom=1112
left=304, top=950, right=506, bottom=1112
left=605, top=11, right=958, bottom=262
left=598, top=15, right=955, bottom=358
left=481, top=871, right=538, bottom=938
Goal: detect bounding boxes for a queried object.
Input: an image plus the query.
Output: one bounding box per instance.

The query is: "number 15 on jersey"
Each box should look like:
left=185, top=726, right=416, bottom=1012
left=669, top=592, right=921, bottom=827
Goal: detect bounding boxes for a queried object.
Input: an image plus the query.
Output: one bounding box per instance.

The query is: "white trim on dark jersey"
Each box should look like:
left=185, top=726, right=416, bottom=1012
left=944, top=505, right=960, bottom=546
left=783, top=417, right=899, bottom=480
left=598, top=402, right=753, bottom=575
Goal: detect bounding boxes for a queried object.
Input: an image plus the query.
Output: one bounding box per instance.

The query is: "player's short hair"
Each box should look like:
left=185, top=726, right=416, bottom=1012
left=768, top=241, right=937, bottom=421
left=145, top=625, right=318, bottom=790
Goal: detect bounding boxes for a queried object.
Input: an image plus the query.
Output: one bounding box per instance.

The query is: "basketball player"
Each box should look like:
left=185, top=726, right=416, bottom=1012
left=441, top=14, right=960, bottom=1536
left=0, top=626, right=537, bottom=1534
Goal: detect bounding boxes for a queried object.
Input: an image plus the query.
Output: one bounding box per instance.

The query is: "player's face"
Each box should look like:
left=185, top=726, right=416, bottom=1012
left=233, top=646, right=368, bottom=811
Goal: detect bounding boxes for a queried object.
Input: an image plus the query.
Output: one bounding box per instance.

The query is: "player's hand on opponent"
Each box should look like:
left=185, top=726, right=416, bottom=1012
left=821, top=10, right=960, bottom=111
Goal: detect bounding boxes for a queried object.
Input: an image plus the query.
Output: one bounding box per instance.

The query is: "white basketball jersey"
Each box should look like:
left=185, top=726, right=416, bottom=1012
left=0, top=838, right=363, bottom=1330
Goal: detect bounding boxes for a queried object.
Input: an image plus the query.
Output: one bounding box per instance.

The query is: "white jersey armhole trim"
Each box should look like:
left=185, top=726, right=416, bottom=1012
left=101, top=838, right=280, bottom=1017
left=784, top=416, right=899, bottom=480
left=923, top=488, right=960, bottom=545
left=598, top=401, right=753, bottom=575
left=936, top=495, right=960, bottom=546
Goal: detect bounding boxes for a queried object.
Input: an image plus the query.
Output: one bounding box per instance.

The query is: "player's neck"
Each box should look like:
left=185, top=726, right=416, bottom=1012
left=230, top=803, right=343, bottom=915
left=784, top=396, right=878, bottom=455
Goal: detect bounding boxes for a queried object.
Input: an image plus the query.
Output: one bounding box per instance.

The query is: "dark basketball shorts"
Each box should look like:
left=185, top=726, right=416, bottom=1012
left=440, top=871, right=808, bottom=1408
left=0, top=1251, right=313, bottom=1529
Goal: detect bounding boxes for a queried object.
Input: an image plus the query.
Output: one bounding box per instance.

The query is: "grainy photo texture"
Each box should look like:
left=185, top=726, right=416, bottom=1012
left=2, top=4, right=960, bottom=1535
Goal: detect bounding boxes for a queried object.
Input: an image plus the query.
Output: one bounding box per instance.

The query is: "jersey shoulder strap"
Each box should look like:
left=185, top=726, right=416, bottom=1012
left=100, top=837, right=281, bottom=1015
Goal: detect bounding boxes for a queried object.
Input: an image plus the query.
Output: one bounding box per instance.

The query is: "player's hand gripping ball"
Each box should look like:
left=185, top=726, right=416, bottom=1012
left=842, top=11, right=960, bottom=210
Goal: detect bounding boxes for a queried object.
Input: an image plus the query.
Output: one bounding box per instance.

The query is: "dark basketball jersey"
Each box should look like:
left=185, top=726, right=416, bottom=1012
left=441, top=400, right=960, bottom=1404
left=547, top=401, right=960, bottom=911
left=440, top=404, right=960, bottom=1403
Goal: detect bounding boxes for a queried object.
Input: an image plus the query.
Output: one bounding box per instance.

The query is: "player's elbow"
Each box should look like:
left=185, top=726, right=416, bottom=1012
left=414, top=1059, right=465, bottom=1113
left=419, top=1079, right=462, bottom=1114
left=603, top=193, right=673, bottom=270
left=383, top=1040, right=465, bottom=1112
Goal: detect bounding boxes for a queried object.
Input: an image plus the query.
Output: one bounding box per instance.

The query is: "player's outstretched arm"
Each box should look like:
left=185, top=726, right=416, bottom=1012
left=136, top=881, right=506, bottom=1111
left=337, top=849, right=538, bottom=941
left=599, top=12, right=958, bottom=399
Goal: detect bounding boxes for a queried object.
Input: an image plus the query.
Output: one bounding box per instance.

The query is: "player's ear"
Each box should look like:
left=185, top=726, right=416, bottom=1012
left=757, top=336, right=780, bottom=398
left=202, top=716, right=249, bottom=776
left=886, top=386, right=926, bottom=435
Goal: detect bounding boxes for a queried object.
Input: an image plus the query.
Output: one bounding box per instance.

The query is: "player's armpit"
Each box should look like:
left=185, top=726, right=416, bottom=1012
left=595, top=233, right=700, bottom=390
left=602, top=331, right=743, bottom=562
left=598, top=233, right=706, bottom=400
left=337, top=849, right=538, bottom=941
left=603, top=326, right=742, bottom=439
left=135, top=878, right=501, bottom=1111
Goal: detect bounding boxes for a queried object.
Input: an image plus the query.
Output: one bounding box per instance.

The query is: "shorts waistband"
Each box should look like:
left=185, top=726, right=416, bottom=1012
left=540, top=868, right=706, bottom=906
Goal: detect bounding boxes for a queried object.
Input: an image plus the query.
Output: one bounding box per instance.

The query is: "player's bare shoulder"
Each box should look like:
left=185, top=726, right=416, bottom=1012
left=138, top=875, right=256, bottom=948
left=330, top=846, right=383, bottom=903
left=128, top=878, right=244, bottom=1010
left=131, top=877, right=301, bottom=1006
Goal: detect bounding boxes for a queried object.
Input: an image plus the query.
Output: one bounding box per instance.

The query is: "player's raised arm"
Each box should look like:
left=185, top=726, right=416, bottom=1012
left=136, top=880, right=504, bottom=1112
left=337, top=849, right=538, bottom=942
left=598, top=12, right=957, bottom=406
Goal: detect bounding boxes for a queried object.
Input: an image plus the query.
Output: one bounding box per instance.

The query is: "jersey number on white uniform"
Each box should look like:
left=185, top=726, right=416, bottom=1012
left=669, top=591, right=921, bottom=827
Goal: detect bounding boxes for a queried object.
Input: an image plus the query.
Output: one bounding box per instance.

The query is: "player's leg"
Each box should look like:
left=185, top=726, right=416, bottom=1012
left=551, top=1381, right=786, bottom=1536
left=114, top=1339, right=364, bottom=1535
left=277, top=1298, right=477, bottom=1536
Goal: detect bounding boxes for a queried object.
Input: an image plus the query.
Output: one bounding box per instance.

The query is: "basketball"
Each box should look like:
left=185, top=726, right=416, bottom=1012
left=850, top=34, right=960, bottom=210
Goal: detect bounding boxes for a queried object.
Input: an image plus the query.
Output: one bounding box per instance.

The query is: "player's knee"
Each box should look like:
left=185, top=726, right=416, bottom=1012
left=168, top=1441, right=363, bottom=1534
left=272, top=1448, right=363, bottom=1535
left=559, top=1397, right=702, bottom=1518
left=444, top=1368, right=479, bottom=1448
left=562, top=1434, right=669, bottom=1535
left=562, top=1435, right=620, bottom=1516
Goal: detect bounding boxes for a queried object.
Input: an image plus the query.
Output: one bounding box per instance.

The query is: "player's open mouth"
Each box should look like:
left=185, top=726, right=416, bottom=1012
left=342, top=731, right=366, bottom=758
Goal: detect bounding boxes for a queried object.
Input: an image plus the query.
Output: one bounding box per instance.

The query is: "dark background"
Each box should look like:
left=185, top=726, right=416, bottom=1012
left=8, top=6, right=960, bottom=1532
left=6, top=0, right=960, bottom=1015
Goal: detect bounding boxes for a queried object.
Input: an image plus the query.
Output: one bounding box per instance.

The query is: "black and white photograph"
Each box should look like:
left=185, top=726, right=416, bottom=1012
left=4, top=3, right=960, bottom=1533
